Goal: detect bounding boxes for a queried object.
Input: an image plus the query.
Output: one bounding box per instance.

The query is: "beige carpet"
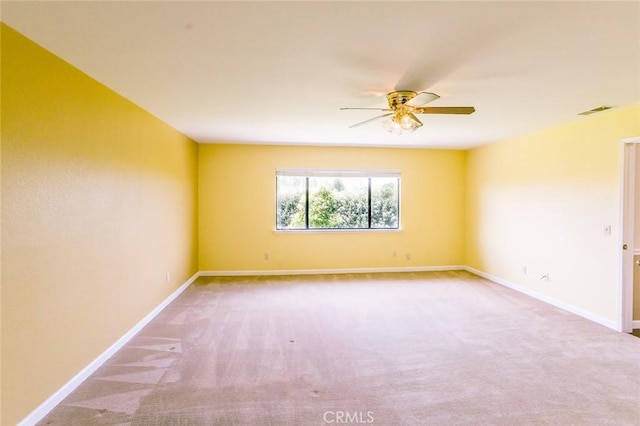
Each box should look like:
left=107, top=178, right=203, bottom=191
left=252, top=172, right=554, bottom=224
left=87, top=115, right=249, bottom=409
left=39, top=271, right=640, bottom=425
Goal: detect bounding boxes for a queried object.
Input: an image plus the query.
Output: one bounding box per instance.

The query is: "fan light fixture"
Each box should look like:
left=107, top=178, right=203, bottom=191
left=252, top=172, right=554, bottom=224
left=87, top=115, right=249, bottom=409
left=383, top=112, right=422, bottom=134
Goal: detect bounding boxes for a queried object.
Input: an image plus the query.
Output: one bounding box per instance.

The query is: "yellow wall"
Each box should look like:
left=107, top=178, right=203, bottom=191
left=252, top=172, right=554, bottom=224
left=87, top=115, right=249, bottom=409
left=199, top=144, right=466, bottom=272
left=1, top=24, right=199, bottom=424
left=466, top=105, right=640, bottom=322
left=0, top=23, right=4, bottom=424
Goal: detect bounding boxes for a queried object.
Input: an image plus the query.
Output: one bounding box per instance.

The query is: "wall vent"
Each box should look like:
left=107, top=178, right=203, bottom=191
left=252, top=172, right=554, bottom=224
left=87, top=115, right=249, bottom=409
left=578, top=105, right=615, bottom=115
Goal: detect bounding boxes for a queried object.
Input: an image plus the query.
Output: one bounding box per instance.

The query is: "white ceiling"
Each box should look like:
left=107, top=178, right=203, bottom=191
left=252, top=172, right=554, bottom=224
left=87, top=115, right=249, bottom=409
left=2, top=1, right=639, bottom=149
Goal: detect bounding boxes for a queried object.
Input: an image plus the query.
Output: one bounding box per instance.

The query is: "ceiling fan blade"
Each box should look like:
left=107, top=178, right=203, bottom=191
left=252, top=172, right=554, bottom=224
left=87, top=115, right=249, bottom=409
left=413, top=106, right=476, bottom=115
left=349, top=112, right=394, bottom=128
left=405, top=92, right=440, bottom=107
left=407, top=112, right=423, bottom=128
left=340, top=107, right=392, bottom=111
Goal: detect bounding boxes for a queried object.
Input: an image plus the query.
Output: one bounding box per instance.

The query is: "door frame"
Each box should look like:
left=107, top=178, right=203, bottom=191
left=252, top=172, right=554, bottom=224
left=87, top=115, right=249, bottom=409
left=619, top=137, right=639, bottom=332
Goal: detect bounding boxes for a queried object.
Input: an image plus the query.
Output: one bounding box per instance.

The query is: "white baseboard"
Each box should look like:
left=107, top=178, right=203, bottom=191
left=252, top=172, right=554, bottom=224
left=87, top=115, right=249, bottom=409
left=633, top=320, right=640, bottom=330
left=18, top=272, right=200, bottom=426
left=465, top=266, right=618, bottom=330
left=199, top=265, right=466, bottom=276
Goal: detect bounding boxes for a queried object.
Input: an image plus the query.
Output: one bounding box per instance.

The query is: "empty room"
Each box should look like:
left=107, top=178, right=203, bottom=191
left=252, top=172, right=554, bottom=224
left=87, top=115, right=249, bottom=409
left=1, top=1, right=639, bottom=425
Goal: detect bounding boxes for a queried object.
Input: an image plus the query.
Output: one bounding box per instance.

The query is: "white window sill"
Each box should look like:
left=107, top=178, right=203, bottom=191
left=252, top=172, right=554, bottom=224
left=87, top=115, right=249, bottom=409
left=274, top=228, right=402, bottom=234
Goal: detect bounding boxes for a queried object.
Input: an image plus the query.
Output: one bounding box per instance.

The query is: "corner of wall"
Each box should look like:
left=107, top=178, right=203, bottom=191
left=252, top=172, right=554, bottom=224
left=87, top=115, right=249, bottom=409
left=464, top=105, right=640, bottom=323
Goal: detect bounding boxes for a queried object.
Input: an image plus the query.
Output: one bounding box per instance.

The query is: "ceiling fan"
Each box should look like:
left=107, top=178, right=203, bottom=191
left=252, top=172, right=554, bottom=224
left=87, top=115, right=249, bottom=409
left=340, top=90, right=475, bottom=134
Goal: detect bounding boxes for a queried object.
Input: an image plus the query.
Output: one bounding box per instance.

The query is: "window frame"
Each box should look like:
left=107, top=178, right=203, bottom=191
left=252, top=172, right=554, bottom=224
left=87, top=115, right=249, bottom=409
left=275, top=168, right=401, bottom=232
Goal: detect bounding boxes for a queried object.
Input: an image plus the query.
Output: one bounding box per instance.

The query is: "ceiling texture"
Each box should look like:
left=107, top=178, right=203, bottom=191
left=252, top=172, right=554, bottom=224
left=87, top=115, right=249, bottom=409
left=2, top=1, right=639, bottom=149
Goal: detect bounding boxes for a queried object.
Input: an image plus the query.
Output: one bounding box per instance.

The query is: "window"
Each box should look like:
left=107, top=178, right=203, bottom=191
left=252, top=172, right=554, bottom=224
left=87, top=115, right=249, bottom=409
left=276, top=169, right=400, bottom=230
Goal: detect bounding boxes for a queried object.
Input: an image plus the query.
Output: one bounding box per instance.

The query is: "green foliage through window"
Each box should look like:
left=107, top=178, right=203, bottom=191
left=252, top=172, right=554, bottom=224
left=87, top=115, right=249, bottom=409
left=276, top=172, right=399, bottom=230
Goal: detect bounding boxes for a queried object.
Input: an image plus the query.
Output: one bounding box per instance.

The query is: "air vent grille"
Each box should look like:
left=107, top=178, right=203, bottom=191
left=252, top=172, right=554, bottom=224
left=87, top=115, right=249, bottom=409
left=578, top=105, right=615, bottom=115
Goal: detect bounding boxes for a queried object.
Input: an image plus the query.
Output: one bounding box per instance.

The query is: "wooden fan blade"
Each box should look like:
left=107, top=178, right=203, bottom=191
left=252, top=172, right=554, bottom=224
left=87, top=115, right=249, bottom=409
left=340, top=107, right=392, bottom=111
left=405, top=92, right=440, bottom=107
left=413, top=106, right=476, bottom=115
left=349, top=112, right=394, bottom=128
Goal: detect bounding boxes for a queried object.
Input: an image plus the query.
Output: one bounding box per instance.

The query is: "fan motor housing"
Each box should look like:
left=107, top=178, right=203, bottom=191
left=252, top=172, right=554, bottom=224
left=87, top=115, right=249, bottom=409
left=386, top=90, right=418, bottom=109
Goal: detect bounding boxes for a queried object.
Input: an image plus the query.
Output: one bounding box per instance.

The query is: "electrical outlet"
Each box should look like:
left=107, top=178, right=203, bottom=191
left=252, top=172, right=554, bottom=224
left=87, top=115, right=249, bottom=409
left=405, top=253, right=411, bottom=261
left=166, top=272, right=171, bottom=283
left=522, top=266, right=528, bottom=275
left=264, top=253, right=269, bottom=261
left=393, top=251, right=397, bottom=258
